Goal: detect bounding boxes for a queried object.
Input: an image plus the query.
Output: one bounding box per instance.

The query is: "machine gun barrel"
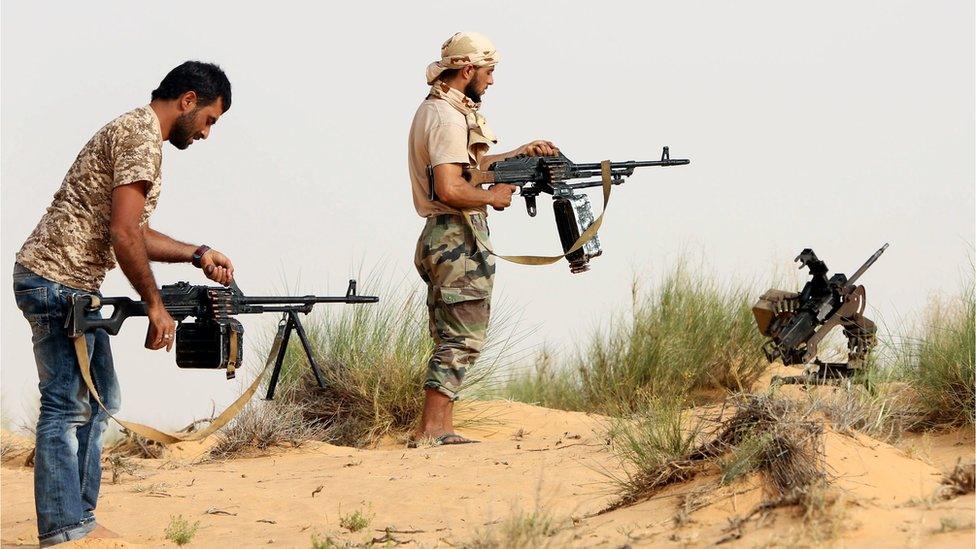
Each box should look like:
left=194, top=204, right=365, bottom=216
left=845, top=243, right=889, bottom=288
left=231, top=280, right=380, bottom=304
left=240, top=295, right=379, bottom=305
left=233, top=279, right=377, bottom=305
left=572, top=146, right=690, bottom=174
left=573, top=158, right=691, bottom=171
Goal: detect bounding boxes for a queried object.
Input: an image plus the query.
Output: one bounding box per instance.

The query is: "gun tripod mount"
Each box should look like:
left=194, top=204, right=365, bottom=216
left=754, top=244, right=888, bottom=388
left=770, top=360, right=860, bottom=387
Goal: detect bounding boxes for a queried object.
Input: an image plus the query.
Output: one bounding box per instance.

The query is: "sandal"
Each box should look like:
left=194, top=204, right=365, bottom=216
left=406, top=433, right=479, bottom=448
left=433, top=433, right=479, bottom=446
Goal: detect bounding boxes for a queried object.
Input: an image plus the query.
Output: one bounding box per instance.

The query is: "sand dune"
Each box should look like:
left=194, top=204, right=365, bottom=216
left=2, top=399, right=973, bottom=547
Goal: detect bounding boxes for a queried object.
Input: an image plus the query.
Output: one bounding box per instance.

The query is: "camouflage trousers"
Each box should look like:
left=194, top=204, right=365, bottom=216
left=415, top=213, right=494, bottom=400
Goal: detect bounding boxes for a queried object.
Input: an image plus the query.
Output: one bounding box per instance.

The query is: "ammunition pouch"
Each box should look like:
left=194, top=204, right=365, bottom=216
left=176, top=319, right=244, bottom=379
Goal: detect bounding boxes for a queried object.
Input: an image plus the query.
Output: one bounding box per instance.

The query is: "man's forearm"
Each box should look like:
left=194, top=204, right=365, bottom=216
left=112, top=228, right=163, bottom=307
left=438, top=177, right=496, bottom=209
left=143, top=227, right=197, bottom=263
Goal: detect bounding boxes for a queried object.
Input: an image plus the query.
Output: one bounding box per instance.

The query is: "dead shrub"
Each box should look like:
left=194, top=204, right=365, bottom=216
left=940, top=459, right=976, bottom=499
left=607, top=393, right=825, bottom=512
left=207, top=399, right=326, bottom=460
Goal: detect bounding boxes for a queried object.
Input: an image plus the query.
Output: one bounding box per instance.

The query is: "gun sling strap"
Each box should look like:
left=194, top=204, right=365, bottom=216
left=70, top=313, right=285, bottom=444
left=463, top=160, right=612, bottom=266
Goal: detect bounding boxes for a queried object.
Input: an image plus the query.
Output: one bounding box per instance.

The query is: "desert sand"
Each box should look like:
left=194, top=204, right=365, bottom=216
left=2, top=392, right=974, bottom=548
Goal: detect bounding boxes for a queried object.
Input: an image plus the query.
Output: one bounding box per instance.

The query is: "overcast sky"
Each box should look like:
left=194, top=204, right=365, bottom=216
left=2, top=1, right=973, bottom=428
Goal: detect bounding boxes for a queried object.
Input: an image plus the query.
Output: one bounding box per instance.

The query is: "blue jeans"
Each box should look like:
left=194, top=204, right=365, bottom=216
left=12, top=263, right=120, bottom=547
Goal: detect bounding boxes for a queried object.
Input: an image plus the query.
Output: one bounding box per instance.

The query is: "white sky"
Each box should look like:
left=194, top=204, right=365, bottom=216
left=2, top=1, right=973, bottom=428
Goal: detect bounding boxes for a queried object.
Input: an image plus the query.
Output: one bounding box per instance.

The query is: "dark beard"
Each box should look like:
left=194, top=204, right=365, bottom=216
left=168, top=108, right=199, bottom=150
left=463, top=80, right=481, bottom=103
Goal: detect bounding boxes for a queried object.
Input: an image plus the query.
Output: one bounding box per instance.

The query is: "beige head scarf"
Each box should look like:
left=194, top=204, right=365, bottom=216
left=425, top=31, right=502, bottom=85
left=426, top=32, right=500, bottom=165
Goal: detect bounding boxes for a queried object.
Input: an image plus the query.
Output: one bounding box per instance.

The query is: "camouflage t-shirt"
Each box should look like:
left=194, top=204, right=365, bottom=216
left=16, top=106, right=163, bottom=292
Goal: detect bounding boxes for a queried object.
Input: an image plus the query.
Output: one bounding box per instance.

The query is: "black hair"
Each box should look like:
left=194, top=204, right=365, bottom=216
left=437, top=68, right=461, bottom=82
left=151, top=61, right=232, bottom=112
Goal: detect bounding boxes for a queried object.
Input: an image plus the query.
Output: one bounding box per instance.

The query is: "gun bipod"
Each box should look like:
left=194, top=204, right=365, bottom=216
left=264, top=310, right=325, bottom=400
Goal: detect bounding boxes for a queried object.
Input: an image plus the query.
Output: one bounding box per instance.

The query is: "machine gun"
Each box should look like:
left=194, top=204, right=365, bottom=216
left=428, top=146, right=690, bottom=273
left=753, top=244, right=888, bottom=384
left=66, top=280, right=379, bottom=399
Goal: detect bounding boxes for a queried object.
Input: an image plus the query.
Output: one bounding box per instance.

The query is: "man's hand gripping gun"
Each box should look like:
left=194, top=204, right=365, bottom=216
left=66, top=280, right=379, bottom=380
left=427, top=146, right=690, bottom=273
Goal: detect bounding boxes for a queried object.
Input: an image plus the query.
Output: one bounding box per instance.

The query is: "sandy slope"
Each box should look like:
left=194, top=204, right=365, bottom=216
left=2, top=399, right=973, bottom=548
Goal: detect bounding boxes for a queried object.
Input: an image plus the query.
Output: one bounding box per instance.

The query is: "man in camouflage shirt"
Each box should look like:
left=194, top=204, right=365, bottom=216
left=13, top=61, right=235, bottom=546
left=408, top=32, right=558, bottom=445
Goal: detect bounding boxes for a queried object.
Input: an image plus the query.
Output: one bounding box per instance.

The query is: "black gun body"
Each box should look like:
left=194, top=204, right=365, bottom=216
left=776, top=300, right=836, bottom=353
left=66, top=280, right=379, bottom=378
left=69, top=281, right=377, bottom=337
left=425, top=147, right=690, bottom=273
left=428, top=148, right=690, bottom=213
left=490, top=155, right=691, bottom=197
left=764, top=245, right=887, bottom=366
left=769, top=250, right=843, bottom=361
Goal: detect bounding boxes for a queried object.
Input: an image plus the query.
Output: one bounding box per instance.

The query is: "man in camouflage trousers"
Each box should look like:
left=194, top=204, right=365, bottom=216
left=407, top=32, right=558, bottom=445
left=13, top=62, right=236, bottom=546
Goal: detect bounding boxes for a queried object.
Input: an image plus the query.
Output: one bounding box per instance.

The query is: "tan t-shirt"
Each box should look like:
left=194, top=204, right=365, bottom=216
left=16, top=105, right=163, bottom=291
left=407, top=98, right=487, bottom=217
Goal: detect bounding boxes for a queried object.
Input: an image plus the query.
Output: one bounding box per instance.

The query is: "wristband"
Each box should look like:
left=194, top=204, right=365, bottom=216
left=191, top=245, right=211, bottom=268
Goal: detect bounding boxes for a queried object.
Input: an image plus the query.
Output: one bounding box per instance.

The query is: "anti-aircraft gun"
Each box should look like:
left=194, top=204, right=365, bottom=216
left=428, top=147, right=690, bottom=273
left=753, top=244, right=888, bottom=384
left=66, top=279, right=378, bottom=399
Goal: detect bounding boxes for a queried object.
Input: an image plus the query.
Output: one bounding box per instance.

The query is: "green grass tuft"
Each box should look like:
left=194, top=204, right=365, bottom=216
left=260, top=276, right=525, bottom=447
left=164, top=514, right=199, bottom=546
left=506, top=263, right=767, bottom=413
left=463, top=508, right=558, bottom=549
left=309, top=532, right=353, bottom=549
left=719, top=431, right=774, bottom=485
left=893, top=275, right=975, bottom=428
left=338, top=508, right=372, bottom=533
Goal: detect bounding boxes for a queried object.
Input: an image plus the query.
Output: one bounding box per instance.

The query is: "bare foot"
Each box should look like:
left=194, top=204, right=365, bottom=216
left=87, top=524, right=120, bottom=539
